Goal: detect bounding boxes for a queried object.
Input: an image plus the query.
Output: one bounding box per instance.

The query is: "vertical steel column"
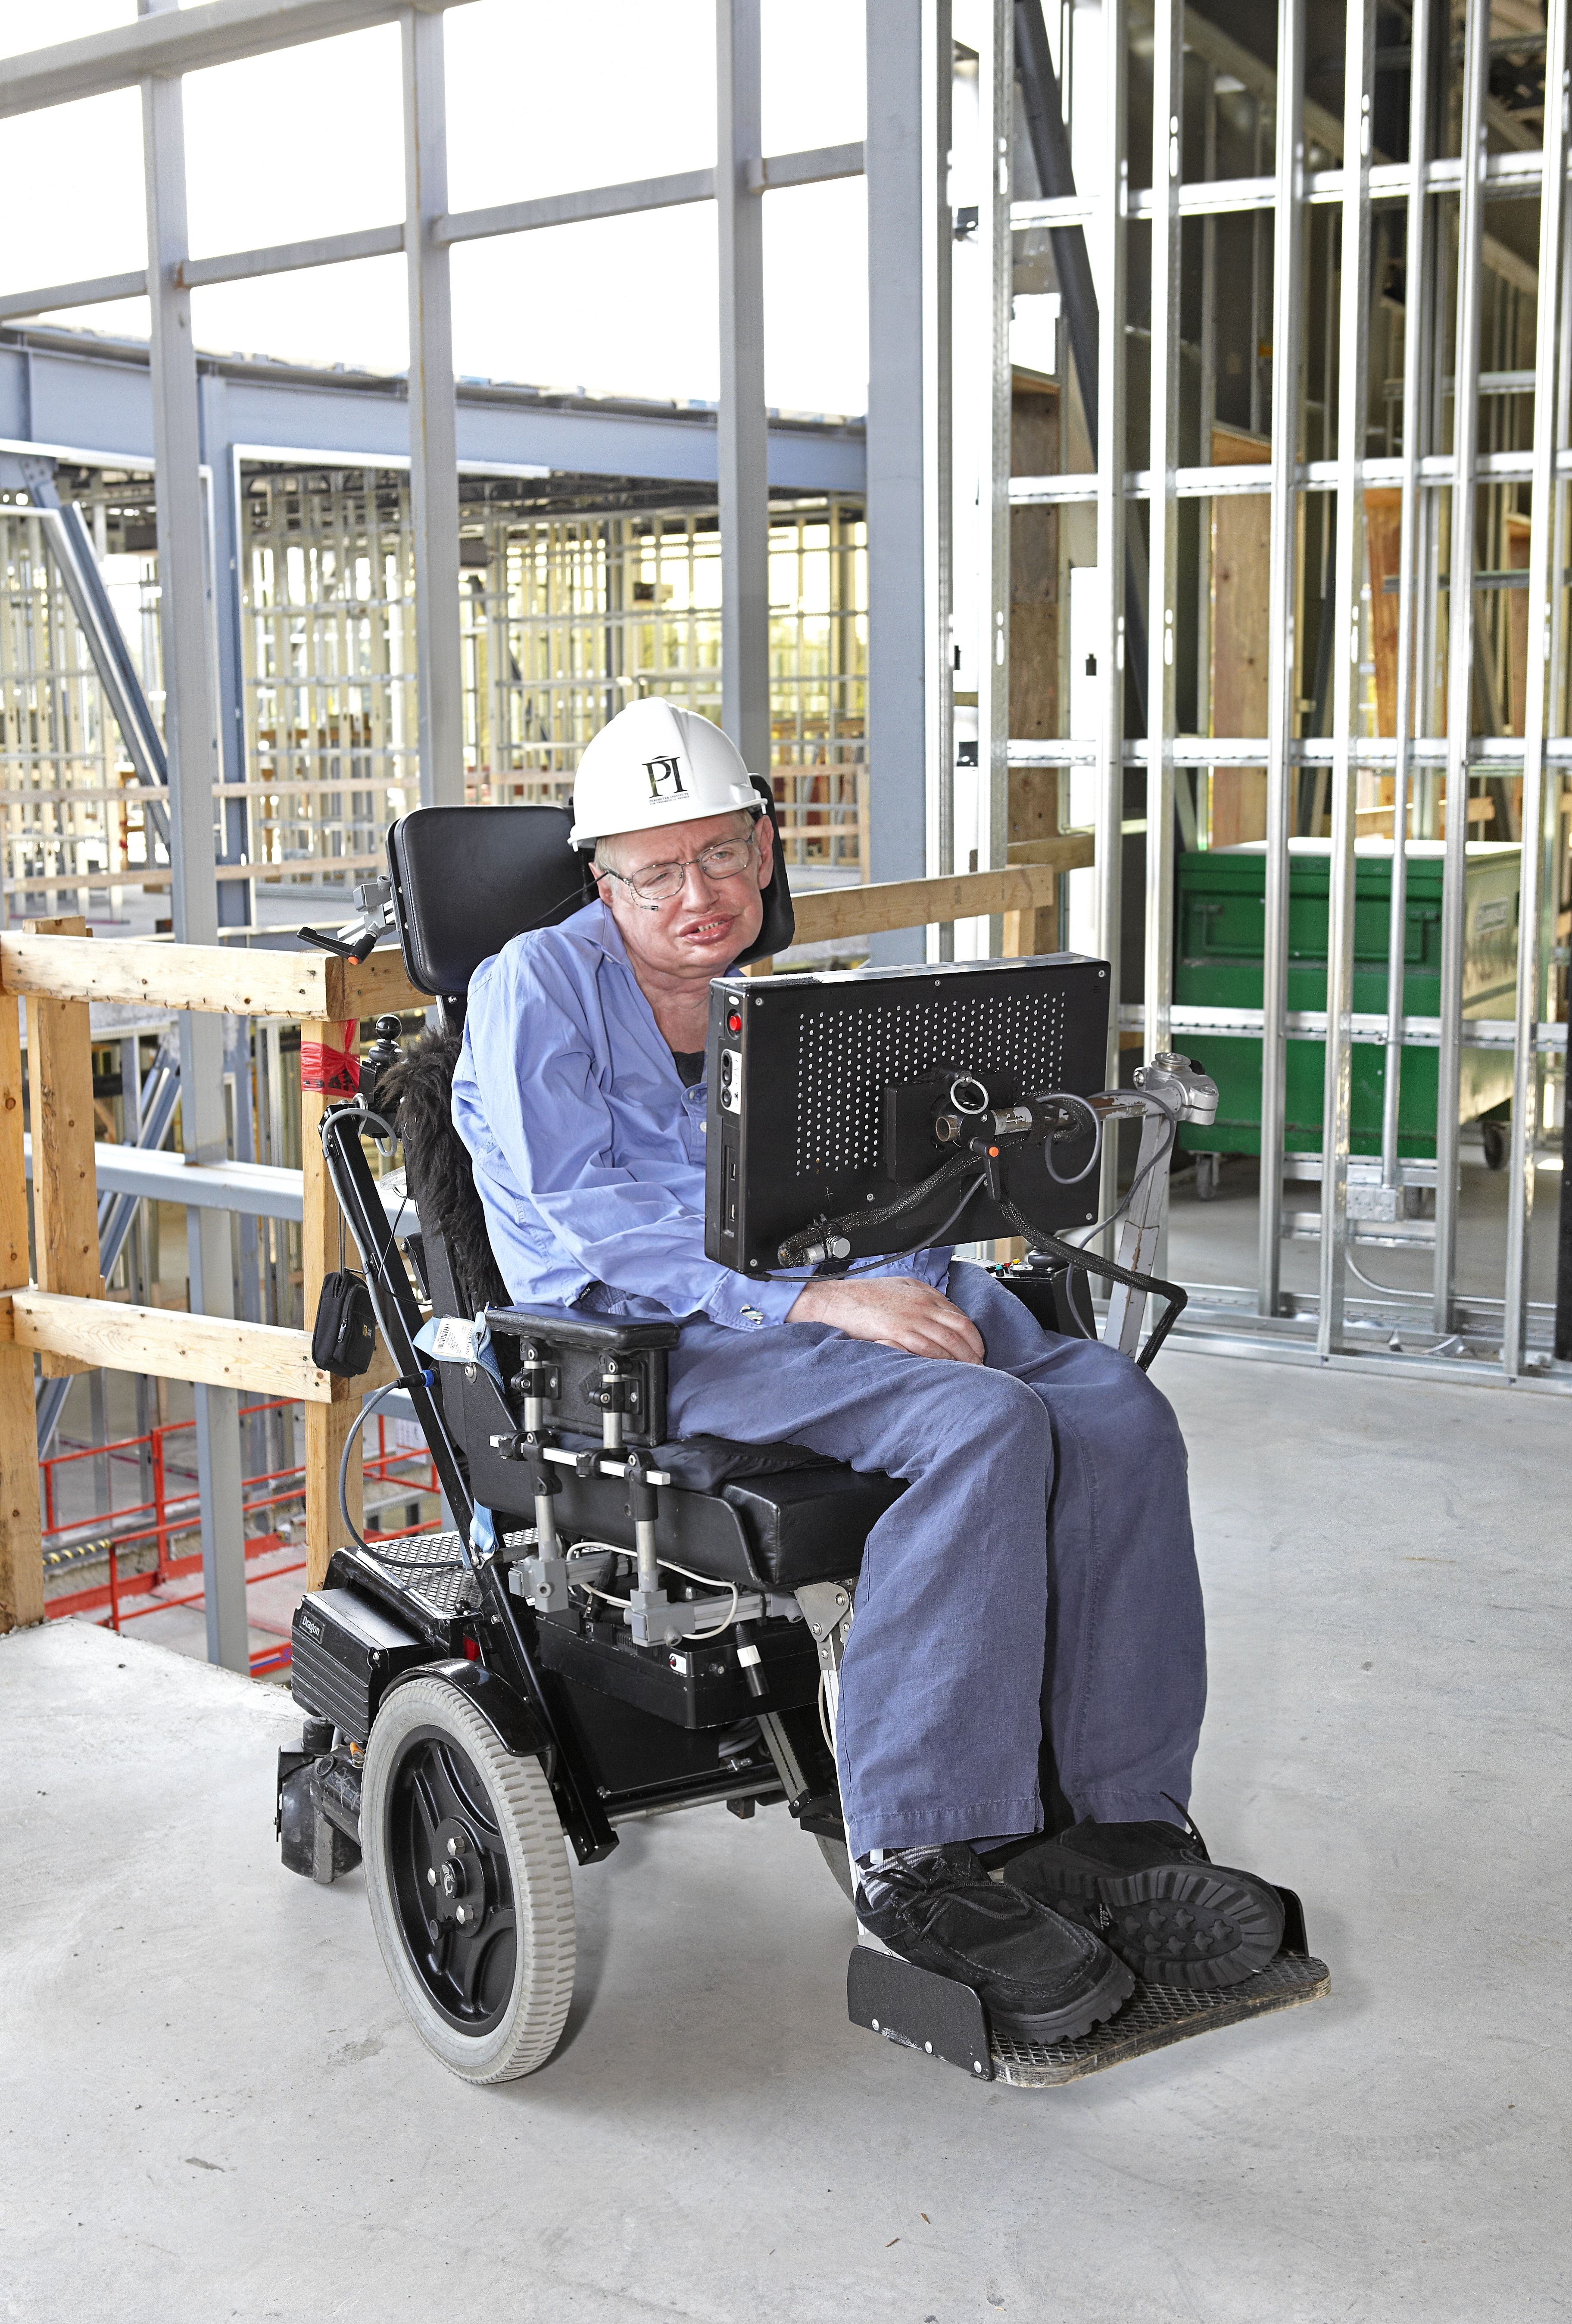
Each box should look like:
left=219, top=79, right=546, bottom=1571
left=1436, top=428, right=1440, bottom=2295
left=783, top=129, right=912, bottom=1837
left=204, top=386, right=250, bottom=932
left=402, top=6, right=463, bottom=809
left=1094, top=0, right=1128, bottom=1226
left=1258, top=0, right=1306, bottom=1315
left=141, top=3, right=248, bottom=1672
left=1144, top=0, right=1181, bottom=1076
left=1196, top=63, right=1216, bottom=846
left=1380, top=0, right=1435, bottom=1192
left=717, top=0, right=771, bottom=787
left=1434, top=0, right=1491, bottom=1333
left=922, top=0, right=955, bottom=955
left=979, top=0, right=1014, bottom=903
left=1504, top=0, right=1569, bottom=1377
left=1318, top=0, right=1376, bottom=1361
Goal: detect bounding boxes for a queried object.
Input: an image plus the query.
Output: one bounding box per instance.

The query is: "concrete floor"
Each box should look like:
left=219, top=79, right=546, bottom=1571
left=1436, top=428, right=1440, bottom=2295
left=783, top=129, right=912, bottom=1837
left=3, top=1350, right=1567, bottom=2323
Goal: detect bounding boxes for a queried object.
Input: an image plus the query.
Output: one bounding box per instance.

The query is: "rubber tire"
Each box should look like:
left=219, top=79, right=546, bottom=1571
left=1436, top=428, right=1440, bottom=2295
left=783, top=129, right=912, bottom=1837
left=816, top=1832, right=857, bottom=1906
left=362, top=1676, right=576, bottom=2083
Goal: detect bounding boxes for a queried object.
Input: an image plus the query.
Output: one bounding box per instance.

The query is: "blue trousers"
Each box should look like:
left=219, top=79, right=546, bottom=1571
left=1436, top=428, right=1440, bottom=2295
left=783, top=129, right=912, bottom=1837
left=665, top=1262, right=1206, bottom=1860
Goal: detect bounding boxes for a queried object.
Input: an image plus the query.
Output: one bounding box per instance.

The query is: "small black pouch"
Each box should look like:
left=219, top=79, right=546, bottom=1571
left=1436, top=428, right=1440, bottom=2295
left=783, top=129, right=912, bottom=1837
left=312, top=1271, right=378, bottom=1377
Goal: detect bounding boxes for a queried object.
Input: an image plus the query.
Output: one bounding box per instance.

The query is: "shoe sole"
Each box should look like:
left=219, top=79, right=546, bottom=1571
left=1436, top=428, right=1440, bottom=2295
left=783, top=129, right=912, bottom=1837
left=1025, top=1862, right=1284, bottom=1990
left=986, top=1949, right=1136, bottom=2045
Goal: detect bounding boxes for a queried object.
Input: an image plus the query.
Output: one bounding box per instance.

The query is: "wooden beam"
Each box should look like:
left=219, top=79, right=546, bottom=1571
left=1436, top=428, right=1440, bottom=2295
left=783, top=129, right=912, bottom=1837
left=0, top=1340, right=42, bottom=1632
left=0, top=931, right=435, bottom=1023
left=1005, top=834, right=1095, bottom=872
left=7, top=1289, right=337, bottom=1401
left=789, top=864, right=1064, bottom=949
left=336, top=946, right=430, bottom=1018
left=23, top=917, right=100, bottom=1376
left=0, top=982, right=27, bottom=1291
left=1, top=931, right=333, bottom=1017
left=300, top=1019, right=365, bottom=1586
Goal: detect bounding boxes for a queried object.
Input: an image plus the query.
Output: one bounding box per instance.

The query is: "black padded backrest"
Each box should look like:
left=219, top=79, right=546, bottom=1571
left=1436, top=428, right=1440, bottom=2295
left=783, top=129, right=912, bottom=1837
left=387, top=780, right=795, bottom=999
left=387, top=805, right=593, bottom=1000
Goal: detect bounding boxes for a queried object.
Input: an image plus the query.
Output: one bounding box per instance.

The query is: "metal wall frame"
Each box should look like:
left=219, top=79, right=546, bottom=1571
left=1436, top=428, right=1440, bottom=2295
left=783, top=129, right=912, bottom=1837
left=0, top=0, right=949, bottom=1655
left=1004, top=0, right=1571, bottom=1392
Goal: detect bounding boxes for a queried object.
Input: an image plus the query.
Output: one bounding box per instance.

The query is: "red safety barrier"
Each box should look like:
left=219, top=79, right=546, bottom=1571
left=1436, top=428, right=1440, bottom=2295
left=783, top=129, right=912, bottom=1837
left=43, top=1401, right=440, bottom=1677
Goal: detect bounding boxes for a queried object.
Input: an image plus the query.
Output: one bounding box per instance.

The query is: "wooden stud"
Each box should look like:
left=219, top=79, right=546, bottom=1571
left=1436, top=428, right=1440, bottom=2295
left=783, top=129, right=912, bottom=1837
left=0, top=1340, right=43, bottom=1632
left=300, top=1017, right=364, bottom=1588
left=23, top=917, right=100, bottom=1377
left=1208, top=425, right=1272, bottom=847
left=0, top=975, right=28, bottom=1291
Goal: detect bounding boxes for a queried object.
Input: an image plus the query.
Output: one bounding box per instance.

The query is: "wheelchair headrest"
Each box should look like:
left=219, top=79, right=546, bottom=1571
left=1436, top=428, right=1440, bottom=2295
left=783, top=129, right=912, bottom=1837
left=387, top=805, right=591, bottom=1001
left=387, top=780, right=794, bottom=1000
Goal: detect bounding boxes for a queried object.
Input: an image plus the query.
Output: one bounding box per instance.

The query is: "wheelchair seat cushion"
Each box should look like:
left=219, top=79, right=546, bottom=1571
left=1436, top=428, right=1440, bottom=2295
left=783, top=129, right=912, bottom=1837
left=720, top=1465, right=905, bottom=1590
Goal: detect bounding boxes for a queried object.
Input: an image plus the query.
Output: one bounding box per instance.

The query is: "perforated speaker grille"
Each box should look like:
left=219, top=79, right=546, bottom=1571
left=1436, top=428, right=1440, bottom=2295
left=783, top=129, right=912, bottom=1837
left=793, top=985, right=1068, bottom=1177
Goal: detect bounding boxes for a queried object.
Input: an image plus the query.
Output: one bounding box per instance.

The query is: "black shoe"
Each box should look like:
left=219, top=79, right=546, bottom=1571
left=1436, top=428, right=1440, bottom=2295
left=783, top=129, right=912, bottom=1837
left=855, top=1842, right=1135, bottom=2043
left=1001, top=1811, right=1285, bottom=1990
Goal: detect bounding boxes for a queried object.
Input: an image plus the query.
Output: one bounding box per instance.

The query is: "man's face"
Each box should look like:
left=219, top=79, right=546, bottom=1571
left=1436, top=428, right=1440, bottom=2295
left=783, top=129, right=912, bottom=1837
left=593, top=808, right=774, bottom=981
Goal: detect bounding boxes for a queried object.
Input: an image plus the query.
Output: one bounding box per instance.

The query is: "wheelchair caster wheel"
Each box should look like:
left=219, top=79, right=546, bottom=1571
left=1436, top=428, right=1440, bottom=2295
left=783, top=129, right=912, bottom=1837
left=361, top=1675, right=575, bottom=2083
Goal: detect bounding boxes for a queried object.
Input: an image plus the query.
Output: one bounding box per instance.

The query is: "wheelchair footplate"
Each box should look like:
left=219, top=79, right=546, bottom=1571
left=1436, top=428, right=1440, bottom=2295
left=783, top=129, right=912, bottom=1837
left=848, top=1888, right=1329, bottom=2088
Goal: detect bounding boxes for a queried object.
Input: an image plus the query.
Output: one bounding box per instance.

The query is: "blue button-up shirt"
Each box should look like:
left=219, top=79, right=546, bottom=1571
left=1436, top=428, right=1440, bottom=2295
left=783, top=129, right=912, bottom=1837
left=452, top=897, right=948, bottom=1331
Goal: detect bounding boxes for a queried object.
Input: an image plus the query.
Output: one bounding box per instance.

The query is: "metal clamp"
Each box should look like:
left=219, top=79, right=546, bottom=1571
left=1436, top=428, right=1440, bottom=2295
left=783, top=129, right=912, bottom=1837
left=795, top=1579, right=855, bottom=1747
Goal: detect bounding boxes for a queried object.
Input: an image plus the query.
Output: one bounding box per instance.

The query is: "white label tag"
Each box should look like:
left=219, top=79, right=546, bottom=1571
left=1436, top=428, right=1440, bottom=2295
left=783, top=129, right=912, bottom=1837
left=428, top=1316, right=478, bottom=1363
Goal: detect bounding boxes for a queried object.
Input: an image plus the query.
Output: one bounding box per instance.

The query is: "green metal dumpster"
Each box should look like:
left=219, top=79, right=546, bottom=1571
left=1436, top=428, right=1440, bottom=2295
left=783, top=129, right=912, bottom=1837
left=1173, top=839, right=1520, bottom=1158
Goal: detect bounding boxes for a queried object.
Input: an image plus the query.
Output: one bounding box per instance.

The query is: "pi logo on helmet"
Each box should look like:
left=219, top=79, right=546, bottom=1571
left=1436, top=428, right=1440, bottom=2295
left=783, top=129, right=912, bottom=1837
left=643, top=753, right=689, bottom=801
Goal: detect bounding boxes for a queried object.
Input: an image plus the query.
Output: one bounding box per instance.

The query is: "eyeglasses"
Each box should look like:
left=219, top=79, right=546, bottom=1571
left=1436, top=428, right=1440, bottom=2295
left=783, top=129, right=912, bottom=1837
left=597, top=833, right=758, bottom=908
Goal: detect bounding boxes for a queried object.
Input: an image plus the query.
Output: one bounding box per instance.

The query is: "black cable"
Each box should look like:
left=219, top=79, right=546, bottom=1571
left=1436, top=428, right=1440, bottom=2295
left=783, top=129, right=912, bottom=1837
left=1042, top=1092, right=1102, bottom=1187
left=998, top=1193, right=1187, bottom=1369
left=776, top=1147, right=979, bottom=1267
left=337, top=1378, right=465, bottom=1575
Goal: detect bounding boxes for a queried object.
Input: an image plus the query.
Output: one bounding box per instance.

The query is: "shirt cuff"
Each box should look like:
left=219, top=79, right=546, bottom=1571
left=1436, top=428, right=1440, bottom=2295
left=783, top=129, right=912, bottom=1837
left=702, top=1273, right=804, bottom=1330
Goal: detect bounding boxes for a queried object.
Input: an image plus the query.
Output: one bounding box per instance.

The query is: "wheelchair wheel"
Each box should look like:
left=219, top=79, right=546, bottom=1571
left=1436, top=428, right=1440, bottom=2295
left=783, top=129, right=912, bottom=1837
left=361, top=1675, right=576, bottom=2084
left=815, top=1833, right=857, bottom=1906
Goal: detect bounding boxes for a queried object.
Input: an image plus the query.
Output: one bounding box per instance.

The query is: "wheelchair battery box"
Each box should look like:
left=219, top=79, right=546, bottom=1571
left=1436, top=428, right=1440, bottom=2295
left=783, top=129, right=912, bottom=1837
left=290, top=1585, right=433, bottom=1742
left=703, top=953, right=1110, bottom=1274
left=536, top=1610, right=820, bottom=1731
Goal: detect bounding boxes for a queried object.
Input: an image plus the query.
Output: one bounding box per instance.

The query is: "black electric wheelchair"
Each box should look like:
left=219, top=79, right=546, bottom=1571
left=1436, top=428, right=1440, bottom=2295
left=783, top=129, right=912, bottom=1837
left=278, top=796, right=1327, bottom=2088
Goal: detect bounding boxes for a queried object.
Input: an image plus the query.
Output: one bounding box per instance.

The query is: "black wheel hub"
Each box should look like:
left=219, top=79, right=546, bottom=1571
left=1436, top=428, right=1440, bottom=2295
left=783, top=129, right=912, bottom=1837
left=386, top=1727, right=518, bottom=2035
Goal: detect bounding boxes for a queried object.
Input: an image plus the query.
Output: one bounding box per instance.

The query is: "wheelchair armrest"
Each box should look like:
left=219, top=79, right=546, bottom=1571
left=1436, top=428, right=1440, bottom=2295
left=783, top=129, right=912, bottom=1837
left=484, top=1305, right=682, bottom=1354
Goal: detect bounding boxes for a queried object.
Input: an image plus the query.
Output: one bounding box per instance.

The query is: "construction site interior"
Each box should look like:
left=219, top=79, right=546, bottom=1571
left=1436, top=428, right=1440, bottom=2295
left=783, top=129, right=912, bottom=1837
left=2, top=3, right=1567, bottom=2319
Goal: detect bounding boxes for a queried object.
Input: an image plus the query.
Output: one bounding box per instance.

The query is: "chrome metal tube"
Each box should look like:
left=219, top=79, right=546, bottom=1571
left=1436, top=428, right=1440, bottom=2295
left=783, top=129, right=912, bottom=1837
left=1380, top=0, right=1435, bottom=1192
left=634, top=1517, right=661, bottom=1599
left=1258, top=0, right=1306, bottom=1317
left=1144, top=0, right=1182, bottom=1073
left=1503, top=0, right=1569, bottom=1377
left=1093, top=0, right=1129, bottom=1240
left=1434, top=0, right=1492, bottom=1334
left=1318, top=0, right=1376, bottom=1362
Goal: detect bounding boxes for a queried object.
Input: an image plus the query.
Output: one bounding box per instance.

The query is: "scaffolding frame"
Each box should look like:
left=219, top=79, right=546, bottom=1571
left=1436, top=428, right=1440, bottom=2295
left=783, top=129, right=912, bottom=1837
left=1004, top=0, right=1570, bottom=1389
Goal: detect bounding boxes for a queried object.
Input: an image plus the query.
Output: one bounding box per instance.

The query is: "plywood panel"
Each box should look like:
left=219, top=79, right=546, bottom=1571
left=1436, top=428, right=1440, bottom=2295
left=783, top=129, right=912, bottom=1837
left=1209, top=426, right=1270, bottom=848
left=1365, top=487, right=1403, bottom=736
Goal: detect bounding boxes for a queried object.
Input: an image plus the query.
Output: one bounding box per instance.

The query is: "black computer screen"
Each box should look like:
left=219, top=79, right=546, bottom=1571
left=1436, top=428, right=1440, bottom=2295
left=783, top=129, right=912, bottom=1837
left=703, top=953, right=1110, bottom=1277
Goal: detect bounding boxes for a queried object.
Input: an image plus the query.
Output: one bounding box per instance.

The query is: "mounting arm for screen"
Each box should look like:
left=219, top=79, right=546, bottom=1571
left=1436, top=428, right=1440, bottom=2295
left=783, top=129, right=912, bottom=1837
left=1097, top=1054, right=1219, bottom=1358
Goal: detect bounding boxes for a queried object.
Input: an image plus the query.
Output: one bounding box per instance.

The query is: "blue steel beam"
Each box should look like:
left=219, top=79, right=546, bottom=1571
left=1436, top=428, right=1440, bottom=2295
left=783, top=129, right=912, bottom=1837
left=0, top=331, right=865, bottom=496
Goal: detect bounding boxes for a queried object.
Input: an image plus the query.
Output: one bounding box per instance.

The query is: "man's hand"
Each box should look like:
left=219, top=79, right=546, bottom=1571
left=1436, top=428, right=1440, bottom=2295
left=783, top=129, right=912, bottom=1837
left=785, top=1276, right=986, bottom=1363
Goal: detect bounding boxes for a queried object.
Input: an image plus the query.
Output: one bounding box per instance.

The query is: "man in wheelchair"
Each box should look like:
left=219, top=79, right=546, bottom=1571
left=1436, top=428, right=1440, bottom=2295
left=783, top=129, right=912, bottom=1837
left=450, top=695, right=1285, bottom=2048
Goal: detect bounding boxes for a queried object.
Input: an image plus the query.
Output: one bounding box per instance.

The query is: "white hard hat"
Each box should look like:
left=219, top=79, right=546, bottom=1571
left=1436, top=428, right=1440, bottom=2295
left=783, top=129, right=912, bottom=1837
left=569, top=696, right=760, bottom=849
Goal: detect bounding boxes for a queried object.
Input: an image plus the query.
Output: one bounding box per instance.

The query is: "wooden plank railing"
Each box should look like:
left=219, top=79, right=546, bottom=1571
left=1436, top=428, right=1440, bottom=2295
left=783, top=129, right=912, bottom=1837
left=0, top=852, right=1092, bottom=1636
